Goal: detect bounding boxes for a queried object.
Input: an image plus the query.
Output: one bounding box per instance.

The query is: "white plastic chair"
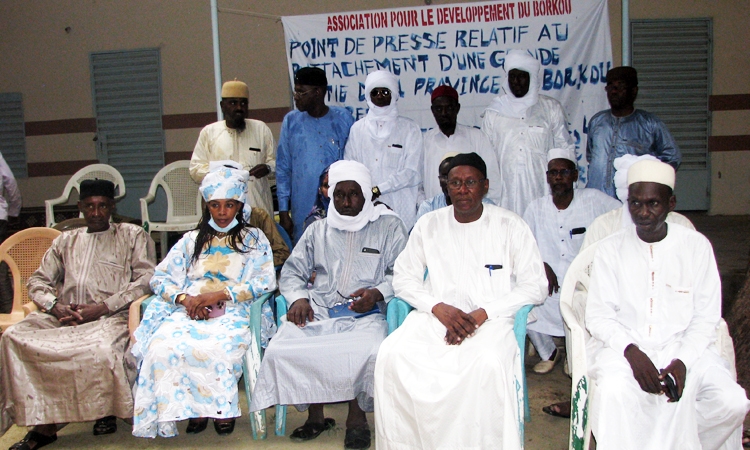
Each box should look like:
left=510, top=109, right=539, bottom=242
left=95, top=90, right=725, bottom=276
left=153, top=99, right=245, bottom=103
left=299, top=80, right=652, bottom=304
left=45, top=164, right=126, bottom=228
left=560, top=242, right=737, bottom=450
left=139, top=161, right=202, bottom=260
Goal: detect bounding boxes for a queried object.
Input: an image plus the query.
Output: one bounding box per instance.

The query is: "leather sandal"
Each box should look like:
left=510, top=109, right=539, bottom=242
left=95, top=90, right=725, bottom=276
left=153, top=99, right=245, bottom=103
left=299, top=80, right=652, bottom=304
left=186, top=417, right=209, bottom=434
left=213, top=418, right=236, bottom=435
left=344, top=425, right=371, bottom=450
left=93, top=415, right=117, bottom=435
left=9, top=431, right=57, bottom=450
left=289, top=417, right=336, bottom=441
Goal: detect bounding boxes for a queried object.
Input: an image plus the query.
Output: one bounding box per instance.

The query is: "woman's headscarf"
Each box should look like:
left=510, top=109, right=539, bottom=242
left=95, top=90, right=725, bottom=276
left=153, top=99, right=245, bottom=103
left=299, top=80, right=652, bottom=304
left=326, top=160, right=397, bottom=232
left=485, top=49, right=541, bottom=119
left=199, top=160, right=249, bottom=203
left=363, top=70, right=400, bottom=140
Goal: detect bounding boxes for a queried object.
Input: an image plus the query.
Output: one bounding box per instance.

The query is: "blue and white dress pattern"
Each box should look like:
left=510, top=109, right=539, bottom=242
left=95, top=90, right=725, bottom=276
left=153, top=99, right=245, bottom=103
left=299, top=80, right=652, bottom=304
left=131, top=228, right=276, bottom=438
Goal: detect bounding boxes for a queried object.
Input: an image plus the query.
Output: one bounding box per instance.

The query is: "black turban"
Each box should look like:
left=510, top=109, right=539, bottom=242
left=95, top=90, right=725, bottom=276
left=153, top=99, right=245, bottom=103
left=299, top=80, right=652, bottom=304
left=294, top=67, right=327, bottom=87
left=448, top=152, right=487, bottom=178
left=79, top=179, right=115, bottom=200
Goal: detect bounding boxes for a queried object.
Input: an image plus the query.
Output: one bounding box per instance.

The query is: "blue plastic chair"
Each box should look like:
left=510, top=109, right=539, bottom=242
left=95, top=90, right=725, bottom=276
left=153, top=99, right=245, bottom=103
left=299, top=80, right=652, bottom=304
left=271, top=294, right=290, bottom=436
left=135, top=291, right=276, bottom=440
left=385, top=297, right=534, bottom=441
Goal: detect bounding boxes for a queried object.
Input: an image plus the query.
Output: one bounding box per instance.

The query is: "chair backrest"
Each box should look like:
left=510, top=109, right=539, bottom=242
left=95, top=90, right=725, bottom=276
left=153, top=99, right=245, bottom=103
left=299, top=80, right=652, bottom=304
left=148, top=161, right=202, bottom=225
left=46, top=164, right=126, bottom=227
left=0, top=227, right=61, bottom=319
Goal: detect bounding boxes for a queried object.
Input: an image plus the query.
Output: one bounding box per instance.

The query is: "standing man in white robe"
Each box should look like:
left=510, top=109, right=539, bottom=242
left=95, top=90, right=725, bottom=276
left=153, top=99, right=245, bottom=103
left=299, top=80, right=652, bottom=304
left=523, top=148, right=620, bottom=374
left=190, top=80, right=276, bottom=216
left=482, top=49, right=574, bottom=215
left=375, top=152, right=547, bottom=449
left=250, top=160, right=408, bottom=450
left=586, top=159, right=750, bottom=449
left=422, top=85, right=501, bottom=204
left=344, top=70, right=423, bottom=229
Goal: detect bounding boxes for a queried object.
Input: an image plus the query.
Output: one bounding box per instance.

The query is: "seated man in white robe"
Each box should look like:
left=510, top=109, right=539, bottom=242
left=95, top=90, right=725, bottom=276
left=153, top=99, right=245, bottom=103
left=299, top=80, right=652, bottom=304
left=250, top=160, right=408, bottom=450
left=523, top=148, right=621, bottom=375
left=586, top=159, right=750, bottom=449
left=0, top=179, right=156, bottom=450
left=374, top=152, right=547, bottom=449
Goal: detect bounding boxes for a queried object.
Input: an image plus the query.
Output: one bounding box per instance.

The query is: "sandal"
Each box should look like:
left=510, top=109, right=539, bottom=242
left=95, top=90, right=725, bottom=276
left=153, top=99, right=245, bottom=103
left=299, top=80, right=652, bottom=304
left=542, top=401, right=571, bottom=418
left=743, top=429, right=750, bottom=448
left=186, top=417, right=209, bottom=434
left=344, top=425, right=371, bottom=450
left=93, top=415, right=117, bottom=435
left=213, top=418, right=236, bottom=435
left=9, top=431, right=57, bottom=450
left=289, top=417, right=336, bottom=441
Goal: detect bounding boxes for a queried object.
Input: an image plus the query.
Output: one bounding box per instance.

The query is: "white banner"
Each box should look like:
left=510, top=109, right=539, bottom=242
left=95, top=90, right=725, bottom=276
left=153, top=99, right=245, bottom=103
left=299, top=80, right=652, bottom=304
left=282, top=0, right=612, bottom=183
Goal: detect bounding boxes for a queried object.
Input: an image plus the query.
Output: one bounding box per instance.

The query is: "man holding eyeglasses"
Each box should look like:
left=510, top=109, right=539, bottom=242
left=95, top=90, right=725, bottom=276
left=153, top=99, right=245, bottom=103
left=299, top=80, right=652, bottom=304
left=522, top=148, right=620, bottom=376
left=375, top=152, right=547, bottom=449
left=344, top=70, right=423, bottom=229
left=586, top=66, right=681, bottom=198
left=422, top=85, right=502, bottom=206
left=251, top=160, right=407, bottom=450
left=482, top=49, right=575, bottom=216
left=277, top=67, right=354, bottom=243
left=190, top=80, right=277, bottom=217
left=0, top=179, right=156, bottom=450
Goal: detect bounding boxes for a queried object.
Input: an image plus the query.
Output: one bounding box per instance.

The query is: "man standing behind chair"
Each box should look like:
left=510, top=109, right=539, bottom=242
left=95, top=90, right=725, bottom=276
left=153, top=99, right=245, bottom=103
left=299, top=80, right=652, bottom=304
left=482, top=49, right=574, bottom=215
left=344, top=70, right=423, bottom=230
left=250, top=160, right=408, bottom=450
left=586, top=160, right=749, bottom=449
left=190, top=80, right=276, bottom=216
left=0, top=180, right=156, bottom=450
left=375, top=153, right=547, bottom=449
left=586, top=66, right=681, bottom=198
left=0, top=152, right=21, bottom=313
left=422, top=85, right=501, bottom=205
left=522, top=148, right=621, bottom=375
left=277, top=67, right=354, bottom=243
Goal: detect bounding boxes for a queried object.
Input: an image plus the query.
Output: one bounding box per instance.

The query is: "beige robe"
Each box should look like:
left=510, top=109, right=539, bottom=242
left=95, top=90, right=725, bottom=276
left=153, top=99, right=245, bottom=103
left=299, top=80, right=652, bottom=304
left=0, top=223, right=155, bottom=432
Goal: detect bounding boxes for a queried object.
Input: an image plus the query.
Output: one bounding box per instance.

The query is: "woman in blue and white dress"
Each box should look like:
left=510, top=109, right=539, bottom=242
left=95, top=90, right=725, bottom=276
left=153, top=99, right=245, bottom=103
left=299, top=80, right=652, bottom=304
left=132, top=162, right=276, bottom=438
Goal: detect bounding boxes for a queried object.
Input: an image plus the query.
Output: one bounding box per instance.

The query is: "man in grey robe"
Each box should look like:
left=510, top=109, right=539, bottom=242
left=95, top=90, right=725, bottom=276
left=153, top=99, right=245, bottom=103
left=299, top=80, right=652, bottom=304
left=0, top=180, right=155, bottom=450
left=250, top=160, right=408, bottom=450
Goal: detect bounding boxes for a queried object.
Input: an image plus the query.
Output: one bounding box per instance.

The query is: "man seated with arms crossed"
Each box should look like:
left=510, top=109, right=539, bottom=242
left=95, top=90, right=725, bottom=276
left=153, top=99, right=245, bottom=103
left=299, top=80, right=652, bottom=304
left=250, top=160, right=408, bottom=450
left=0, top=179, right=156, bottom=450
left=375, top=152, right=547, bottom=449
left=586, top=160, right=750, bottom=449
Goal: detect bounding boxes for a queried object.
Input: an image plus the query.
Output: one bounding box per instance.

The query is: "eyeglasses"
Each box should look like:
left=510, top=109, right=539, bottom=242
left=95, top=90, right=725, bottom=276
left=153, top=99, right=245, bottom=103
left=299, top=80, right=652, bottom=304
left=293, top=88, right=318, bottom=98
left=446, top=178, right=485, bottom=191
left=370, top=88, right=391, bottom=97
left=546, top=169, right=575, bottom=177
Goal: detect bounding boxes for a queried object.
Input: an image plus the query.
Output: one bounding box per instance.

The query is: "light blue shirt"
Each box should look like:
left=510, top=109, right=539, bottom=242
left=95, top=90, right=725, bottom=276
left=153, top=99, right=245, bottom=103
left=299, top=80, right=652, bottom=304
left=586, top=109, right=681, bottom=197
left=276, top=106, right=354, bottom=242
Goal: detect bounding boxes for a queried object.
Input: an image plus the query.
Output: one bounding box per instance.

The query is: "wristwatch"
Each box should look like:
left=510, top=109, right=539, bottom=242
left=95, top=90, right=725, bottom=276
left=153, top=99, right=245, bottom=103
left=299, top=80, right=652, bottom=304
left=372, top=186, right=381, bottom=197
left=41, top=298, right=57, bottom=313
left=175, top=293, right=187, bottom=305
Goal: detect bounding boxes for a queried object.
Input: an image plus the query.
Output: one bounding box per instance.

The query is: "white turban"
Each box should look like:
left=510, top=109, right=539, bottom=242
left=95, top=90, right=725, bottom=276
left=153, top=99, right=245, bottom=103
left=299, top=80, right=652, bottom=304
left=364, top=70, right=399, bottom=139
left=326, top=160, right=397, bottom=232
left=628, top=159, right=676, bottom=189
left=547, top=147, right=577, bottom=164
left=200, top=160, right=249, bottom=204
left=485, top=50, right=541, bottom=118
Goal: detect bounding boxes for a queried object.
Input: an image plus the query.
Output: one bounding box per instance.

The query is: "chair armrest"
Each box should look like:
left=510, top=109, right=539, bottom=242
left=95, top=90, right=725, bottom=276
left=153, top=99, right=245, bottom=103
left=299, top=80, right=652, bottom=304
left=275, top=294, right=288, bottom=326
left=128, top=294, right=152, bottom=342
left=23, top=302, right=39, bottom=316
left=139, top=195, right=156, bottom=228
left=386, top=297, right=414, bottom=335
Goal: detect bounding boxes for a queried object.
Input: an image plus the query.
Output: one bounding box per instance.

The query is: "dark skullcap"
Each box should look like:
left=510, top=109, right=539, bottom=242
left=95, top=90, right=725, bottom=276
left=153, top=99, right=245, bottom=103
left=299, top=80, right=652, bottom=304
left=431, top=85, right=459, bottom=102
left=448, top=152, right=487, bottom=178
left=606, top=66, right=638, bottom=87
left=79, top=179, right=115, bottom=200
left=294, top=67, right=328, bottom=87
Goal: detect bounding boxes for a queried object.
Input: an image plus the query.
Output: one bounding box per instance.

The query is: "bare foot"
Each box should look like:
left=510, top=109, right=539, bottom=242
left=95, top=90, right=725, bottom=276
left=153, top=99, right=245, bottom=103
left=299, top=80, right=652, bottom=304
left=542, top=401, right=571, bottom=418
